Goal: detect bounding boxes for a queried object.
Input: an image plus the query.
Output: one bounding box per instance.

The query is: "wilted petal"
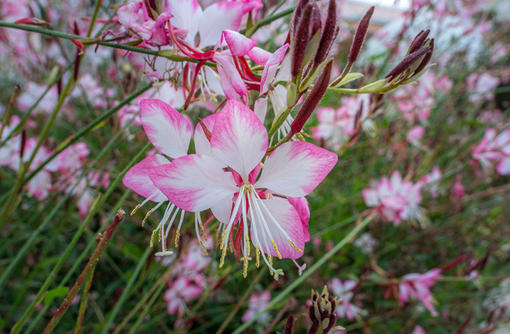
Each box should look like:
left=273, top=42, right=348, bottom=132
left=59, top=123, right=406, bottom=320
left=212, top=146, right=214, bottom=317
left=256, top=141, right=338, bottom=197
left=149, top=154, right=237, bottom=212
left=123, top=154, right=170, bottom=202
left=211, top=100, right=268, bottom=180
left=140, top=99, right=193, bottom=158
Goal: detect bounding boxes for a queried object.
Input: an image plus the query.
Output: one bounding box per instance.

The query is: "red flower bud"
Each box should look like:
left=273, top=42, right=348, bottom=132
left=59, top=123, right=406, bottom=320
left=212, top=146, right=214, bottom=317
left=291, top=3, right=313, bottom=79
left=385, top=45, right=431, bottom=80
left=14, top=17, right=51, bottom=26
left=412, top=38, right=434, bottom=75
left=283, top=314, right=295, bottom=334
left=291, top=61, right=332, bottom=134
left=409, top=29, right=430, bottom=54
left=310, top=3, right=322, bottom=39
left=348, top=6, right=374, bottom=64
left=314, top=0, right=338, bottom=65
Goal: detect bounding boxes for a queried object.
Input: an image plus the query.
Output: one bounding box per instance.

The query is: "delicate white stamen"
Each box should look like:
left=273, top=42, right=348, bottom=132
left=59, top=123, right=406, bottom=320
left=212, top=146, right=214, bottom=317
left=140, top=190, right=160, bottom=209
left=253, top=191, right=294, bottom=243
left=165, top=206, right=181, bottom=239
left=222, top=187, right=245, bottom=250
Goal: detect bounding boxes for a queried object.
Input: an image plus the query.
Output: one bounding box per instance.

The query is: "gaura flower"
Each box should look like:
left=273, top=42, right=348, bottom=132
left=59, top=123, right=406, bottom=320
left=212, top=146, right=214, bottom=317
left=399, top=268, right=442, bottom=315
left=123, top=99, right=219, bottom=256
left=329, top=278, right=362, bottom=320
left=472, top=128, right=510, bottom=175
left=242, top=291, right=271, bottom=323
left=149, top=100, right=337, bottom=279
left=164, top=276, right=203, bottom=316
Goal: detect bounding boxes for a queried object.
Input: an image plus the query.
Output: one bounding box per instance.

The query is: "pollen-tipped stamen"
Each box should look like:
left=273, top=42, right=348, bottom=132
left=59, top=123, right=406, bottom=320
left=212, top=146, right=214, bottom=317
left=256, top=245, right=260, bottom=267
left=198, top=239, right=209, bottom=256
left=289, top=240, right=304, bottom=253
left=272, top=240, right=283, bottom=260
left=130, top=204, right=141, bottom=216
left=243, top=257, right=248, bottom=278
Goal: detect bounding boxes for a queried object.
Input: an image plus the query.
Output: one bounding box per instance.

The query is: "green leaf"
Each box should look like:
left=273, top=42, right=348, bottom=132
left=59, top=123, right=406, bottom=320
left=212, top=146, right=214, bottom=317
left=332, top=73, right=364, bottom=88
left=358, top=79, right=388, bottom=93
left=44, top=287, right=69, bottom=306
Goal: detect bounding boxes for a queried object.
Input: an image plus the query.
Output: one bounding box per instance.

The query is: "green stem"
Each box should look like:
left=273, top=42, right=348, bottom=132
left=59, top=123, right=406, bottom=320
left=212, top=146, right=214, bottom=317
left=100, top=247, right=152, bottom=334
left=232, top=212, right=376, bottom=334
left=245, top=7, right=294, bottom=38
left=86, top=0, right=102, bottom=38
left=42, top=209, right=126, bottom=334
left=74, top=262, right=97, bottom=334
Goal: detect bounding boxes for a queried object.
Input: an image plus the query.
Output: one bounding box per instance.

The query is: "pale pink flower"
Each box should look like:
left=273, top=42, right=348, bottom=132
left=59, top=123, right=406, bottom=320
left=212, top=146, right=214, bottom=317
left=362, top=171, right=424, bottom=225
left=422, top=166, right=441, bottom=198
left=472, top=128, right=510, bottom=175
left=330, top=278, right=362, bottom=320
left=18, top=82, right=59, bottom=116
left=452, top=174, right=465, bottom=200
left=466, top=72, right=500, bottom=104
left=164, top=276, right=203, bottom=316
left=406, top=126, right=425, bottom=148
left=242, top=291, right=270, bottom=323
left=413, top=325, right=426, bottom=334
left=399, top=268, right=442, bottom=315
left=149, top=100, right=337, bottom=277
left=0, top=116, right=22, bottom=169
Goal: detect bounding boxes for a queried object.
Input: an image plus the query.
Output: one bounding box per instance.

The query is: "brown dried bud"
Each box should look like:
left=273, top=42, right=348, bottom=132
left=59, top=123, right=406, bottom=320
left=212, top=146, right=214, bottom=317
left=292, top=3, right=314, bottom=79
left=291, top=61, right=332, bottom=134
left=348, top=6, right=374, bottom=64
left=409, top=29, right=430, bottom=55
left=314, top=0, right=338, bottom=65
left=412, top=38, right=434, bottom=75
left=385, top=45, right=431, bottom=80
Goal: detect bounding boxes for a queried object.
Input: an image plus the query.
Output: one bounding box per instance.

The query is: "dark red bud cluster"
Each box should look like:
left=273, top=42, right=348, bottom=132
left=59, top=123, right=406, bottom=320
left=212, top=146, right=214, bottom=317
left=348, top=6, right=374, bottom=64
left=290, top=61, right=332, bottom=135
left=385, top=31, right=434, bottom=81
left=291, top=0, right=339, bottom=79
left=283, top=314, right=295, bottom=334
left=307, top=287, right=340, bottom=334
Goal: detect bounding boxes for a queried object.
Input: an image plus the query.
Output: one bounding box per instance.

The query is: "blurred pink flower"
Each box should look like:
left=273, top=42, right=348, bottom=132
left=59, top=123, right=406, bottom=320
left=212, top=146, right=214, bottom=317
left=472, top=128, right=510, bottom=175
left=421, top=166, right=441, bottom=198
left=399, top=268, right=442, bottom=315
left=413, top=325, right=426, bottom=334
left=406, top=126, right=425, bottom=147
left=330, top=278, right=361, bottom=320
left=242, top=291, right=270, bottom=323
left=164, top=276, right=203, bottom=316
left=362, top=171, right=424, bottom=225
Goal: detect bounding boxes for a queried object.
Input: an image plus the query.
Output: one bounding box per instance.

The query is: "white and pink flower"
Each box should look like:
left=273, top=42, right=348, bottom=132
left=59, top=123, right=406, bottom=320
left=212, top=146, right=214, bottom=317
left=330, top=278, right=362, bottom=320
left=399, top=268, right=442, bottom=315
left=472, top=128, right=510, bottom=175
left=242, top=291, right=271, bottom=323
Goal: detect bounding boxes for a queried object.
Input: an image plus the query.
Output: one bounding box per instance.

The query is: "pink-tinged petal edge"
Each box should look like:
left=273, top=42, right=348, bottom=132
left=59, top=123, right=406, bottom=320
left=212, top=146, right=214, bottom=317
left=123, top=154, right=170, bottom=202
left=256, top=141, right=338, bottom=197
left=222, top=30, right=256, bottom=57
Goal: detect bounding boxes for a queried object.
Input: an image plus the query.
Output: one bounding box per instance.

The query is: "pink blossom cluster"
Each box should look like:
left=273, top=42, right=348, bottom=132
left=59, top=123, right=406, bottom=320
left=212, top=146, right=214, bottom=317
left=362, top=171, right=424, bottom=225
left=329, top=278, right=362, bottom=320
left=472, top=128, right=510, bottom=175
left=399, top=268, right=442, bottom=315
left=242, top=291, right=271, bottom=323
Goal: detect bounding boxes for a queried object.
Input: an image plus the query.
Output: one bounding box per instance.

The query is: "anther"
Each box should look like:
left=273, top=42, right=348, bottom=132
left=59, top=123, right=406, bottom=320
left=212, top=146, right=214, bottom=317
left=175, top=228, right=180, bottom=248
left=245, top=234, right=251, bottom=257
left=150, top=229, right=157, bottom=248
left=142, top=208, right=154, bottom=226
left=289, top=239, right=304, bottom=253
left=131, top=204, right=141, bottom=216
left=243, top=257, right=248, bottom=278
left=198, top=239, right=209, bottom=255
left=271, top=240, right=282, bottom=260
left=268, top=255, right=274, bottom=276
left=256, top=246, right=260, bottom=268
left=199, top=223, right=207, bottom=241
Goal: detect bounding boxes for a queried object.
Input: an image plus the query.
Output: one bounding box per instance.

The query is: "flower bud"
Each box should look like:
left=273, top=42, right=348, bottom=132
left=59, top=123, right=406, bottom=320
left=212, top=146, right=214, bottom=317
left=283, top=314, right=295, bottom=334
left=348, top=6, right=374, bottom=64
left=412, top=38, right=434, bottom=75
left=314, top=0, right=339, bottom=66
left=409, top=29, right=430, bottom=55
left=291, top=61, right=332, bottom=134
left=385, top=45, right=431, bottom=81
left=286, top=0, right=312, bottom=45
left=291, top=4, right=314, bottom=80
left=310, top=3, right=322, bottom=38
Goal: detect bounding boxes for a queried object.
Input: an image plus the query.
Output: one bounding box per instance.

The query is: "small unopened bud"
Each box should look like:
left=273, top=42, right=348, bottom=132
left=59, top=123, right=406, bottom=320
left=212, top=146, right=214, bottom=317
left=348, top=6, right=374, bottom=64
left=314, top=0, right=338, bottom=66
left=309, top=305, right=317, bottom=321
left=412, top=38, right=434, bottom=75
left=323, top=314, right=337, bottom=334
left=409, top=29, right=430, bottom=55
left=284, top=314, right=295, bottom=334
left=385, top=46, right=431, bottom=81
left=321, top=318, right=330, bottom=330
left=310, top=3, right=322, bottom=38
left=291, top=61, right=332, bottom=134
left=292, top=4, right=313, bottom=79
left=14, top=17, right=51, bottom=26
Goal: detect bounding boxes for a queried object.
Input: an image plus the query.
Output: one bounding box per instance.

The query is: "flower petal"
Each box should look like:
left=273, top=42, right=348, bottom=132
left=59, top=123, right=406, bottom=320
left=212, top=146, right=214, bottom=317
left=211, top=100, right=268, bottom=180
left=260, top=43, right=289, bottom=94
left=250, top=197, right=305, bottom=259
left=149, top=154, right=237, bottom=212
left=362, top=188, right=379, bottom=207
left=497, top=157, right=510, bottom=175
left=256, top=141, right=338, bottom=197
left=123, top=154, right=170, bottom=202
left=198, top=2, right=245, bottom=49
left=166, top=0, right=203, bottom=46
left=140, top=99, right=193, bottom=159
left=195, top=113, right=217, bottom=156
left=222, top=30, right=256, bottom=57
left=247, top=47, right=272, bottom=65
left=117, top=2, right=143, bottom=30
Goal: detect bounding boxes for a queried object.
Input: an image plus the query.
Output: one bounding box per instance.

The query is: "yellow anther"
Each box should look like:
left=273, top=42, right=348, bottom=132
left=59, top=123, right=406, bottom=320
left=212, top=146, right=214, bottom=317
left=142, top=208, right=154, bottom=226
left=245, top=234, right=251, bottom=257
left=198, top=239, right=209, bottom=256
left=219, top=246, right=227, bottom=268
left=256, top=246, right=260, bottom=268
left=130, top=204, right=141, bottom=216
left=268, top=255, right=274, bottom=276
left=271, top=240, right=282, bottom=260
left=150, top=229, right=157, bottom=248
left=158, top=228, right=162, bottom=242
left=199, top=223, right=207, bottom=241
left=175, top=228, right=180, bottom=248
left=243, top=257, right=248, bottom=278
left=289, top=239, right=304, bottom=253
left=220, top=230, right=227, bottom=250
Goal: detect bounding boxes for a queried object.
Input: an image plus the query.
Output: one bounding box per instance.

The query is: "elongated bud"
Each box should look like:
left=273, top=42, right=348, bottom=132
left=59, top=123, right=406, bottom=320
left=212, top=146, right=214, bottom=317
left=323, top=314, right=337, bottom=334
left=291, top=4, right=313, bottom=79
left=385, top=46, right=431, bottom=80
left=284, top=314, right=295, bottom=334
left=310, top=3, right=322, bottom=38
left=292, top=0, right=312, bottom=38
left=412, top=38, right=434, bottom=75
left=409, top=29, right=430, bottom=55
left=348, top=6, right=374, bottom=64
left=14, top=17, right=51, bottom=26
left=314, top=0, right=338, bottom=66
left=291, top=61, right=332, bottom=134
